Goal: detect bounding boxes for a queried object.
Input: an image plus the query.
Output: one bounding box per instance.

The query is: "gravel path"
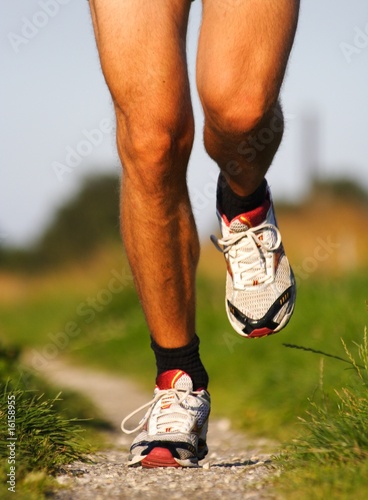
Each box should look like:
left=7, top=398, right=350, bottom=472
left=34, top=359, right=280, bottom=499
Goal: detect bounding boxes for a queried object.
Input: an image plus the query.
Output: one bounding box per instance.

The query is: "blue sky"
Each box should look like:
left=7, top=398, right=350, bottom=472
left=1, top=0, right=368, bottom=247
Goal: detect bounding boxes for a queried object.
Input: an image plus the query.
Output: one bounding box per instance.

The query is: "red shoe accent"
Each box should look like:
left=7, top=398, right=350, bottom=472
left=221, top=197, right=271, bottom=229
left=247, top=327, right=274, bottom=338
left=156, top=369, right=188, bottom=390
left=141, top=447, right=181, bottom=468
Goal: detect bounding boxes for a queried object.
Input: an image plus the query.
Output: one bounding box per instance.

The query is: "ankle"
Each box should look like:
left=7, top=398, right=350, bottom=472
left=151, top=335, right=209, bottom=390
left=217, top=174, right=268, bottom=222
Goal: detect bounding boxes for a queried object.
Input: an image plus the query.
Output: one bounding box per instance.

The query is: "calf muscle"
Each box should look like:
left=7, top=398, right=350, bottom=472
left=89, top=0, right=198, bottom=348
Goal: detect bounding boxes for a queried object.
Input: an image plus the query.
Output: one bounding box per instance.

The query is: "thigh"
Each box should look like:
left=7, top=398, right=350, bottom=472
left=89, top=0, right=193, bottom=125
left=196, top=0, right=300, bottom=107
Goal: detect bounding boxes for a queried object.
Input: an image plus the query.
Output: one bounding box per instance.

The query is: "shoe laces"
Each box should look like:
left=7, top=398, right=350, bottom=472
left=211, top=223, right=281, bottom=285
left=121, top=388, right=201, bottom=435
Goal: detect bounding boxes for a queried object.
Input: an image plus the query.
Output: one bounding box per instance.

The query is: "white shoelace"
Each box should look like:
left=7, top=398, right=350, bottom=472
left=121, top=388, right=197, bottom=435
left=211, top=223, right=282, bottom=285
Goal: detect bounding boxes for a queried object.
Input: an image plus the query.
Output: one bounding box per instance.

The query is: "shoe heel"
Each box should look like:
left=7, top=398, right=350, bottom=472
left=142, top=447, right=181, bottom=468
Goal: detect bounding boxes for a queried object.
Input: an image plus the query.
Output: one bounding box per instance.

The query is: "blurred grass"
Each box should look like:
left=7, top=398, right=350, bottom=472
left=1, top=176, right=367, bottom=496
left=1, top=232, right=367, bottom=497
left=1, top=243, right=366, bottom=442
left=273, top=460, right=368, bottom=500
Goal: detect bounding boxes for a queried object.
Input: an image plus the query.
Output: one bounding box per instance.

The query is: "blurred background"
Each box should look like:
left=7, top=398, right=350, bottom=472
left=0, top=0, right=367, bottom=442
left=1, top=0, right=368, bottom=249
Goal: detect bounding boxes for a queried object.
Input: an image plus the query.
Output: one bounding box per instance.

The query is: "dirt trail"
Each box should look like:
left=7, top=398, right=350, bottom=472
left=33, top=359, right=279, bottom=499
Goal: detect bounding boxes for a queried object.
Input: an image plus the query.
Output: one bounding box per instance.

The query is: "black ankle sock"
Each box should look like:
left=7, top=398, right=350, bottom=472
left=217, top=173, right=267, bottom=222
left=151, top=335, right=209, bottom=390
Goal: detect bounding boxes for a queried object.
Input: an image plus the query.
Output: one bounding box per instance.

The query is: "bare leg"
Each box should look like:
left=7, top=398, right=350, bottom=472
left=89, top=0, right=197, bottom=348
left=197, top=0, right=300, bottom=196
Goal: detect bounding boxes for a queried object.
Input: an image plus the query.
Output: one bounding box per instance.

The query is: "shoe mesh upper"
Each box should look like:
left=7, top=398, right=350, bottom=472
left=123, top=370, right=210, bottom=464
left=215, top=188, right=296, bottom=335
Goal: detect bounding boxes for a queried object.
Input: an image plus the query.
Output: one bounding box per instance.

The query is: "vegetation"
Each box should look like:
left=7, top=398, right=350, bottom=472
left=1, top=173, right=367, bottom=496
left=310, top=177, right=368, bottom=204
left=275, top=329, right=368, bottom=498
left=0, top=174, right=120, bottom=272
left=1, top=262, right=366, bottom=496
left=0, top=347, right=108, bottom=499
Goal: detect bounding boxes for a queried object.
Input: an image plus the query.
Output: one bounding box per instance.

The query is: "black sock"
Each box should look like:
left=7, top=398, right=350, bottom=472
left=217, top=173, right=267, bottom=222
left=151, top=335, right=209, bottom=390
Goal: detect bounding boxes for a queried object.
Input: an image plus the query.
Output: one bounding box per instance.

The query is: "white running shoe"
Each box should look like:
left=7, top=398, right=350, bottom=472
left=121, top=369, right=210, bottom=468
left=212, top=185, right=296, bottom=338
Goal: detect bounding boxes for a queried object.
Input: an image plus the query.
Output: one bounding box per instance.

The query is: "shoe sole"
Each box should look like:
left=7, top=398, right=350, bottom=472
left=140, top=447, right=198, bottom=468
left=227, top=298, right=295, bottom=338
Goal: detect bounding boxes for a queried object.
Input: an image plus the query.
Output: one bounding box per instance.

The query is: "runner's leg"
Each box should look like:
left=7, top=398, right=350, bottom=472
left=197, top=0, right=300, bottom=195
left=89, top=0, right=197, bottom=349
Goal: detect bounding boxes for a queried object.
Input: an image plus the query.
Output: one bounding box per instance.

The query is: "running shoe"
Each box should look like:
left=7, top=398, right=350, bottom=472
left=212, top=184, right=296, bottom=338
left=121, top=369, right=210, bottom=468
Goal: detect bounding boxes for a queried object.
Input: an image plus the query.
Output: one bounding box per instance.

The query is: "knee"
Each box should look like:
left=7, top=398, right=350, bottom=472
left=116, top=106, right=194, bottom=191
left=199, top=79, right=278, bottom=137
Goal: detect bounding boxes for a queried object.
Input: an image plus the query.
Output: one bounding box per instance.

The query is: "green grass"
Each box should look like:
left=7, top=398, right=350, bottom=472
left=1, top=270, right=367, bottom=440
left=274, top=329, right=368, bottom=497
left=61, top=271, right=367, bottom=440
left=1, top=266, right=367, bottom=496
left=273, top=460, right=368, bottom=500
left=0, top=289, right=90, bottom=348
left=0, top=347, right=109, bottom=499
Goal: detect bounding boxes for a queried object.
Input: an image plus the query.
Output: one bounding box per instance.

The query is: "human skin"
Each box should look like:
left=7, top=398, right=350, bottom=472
left=89, top=0, right=300, bottom=348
